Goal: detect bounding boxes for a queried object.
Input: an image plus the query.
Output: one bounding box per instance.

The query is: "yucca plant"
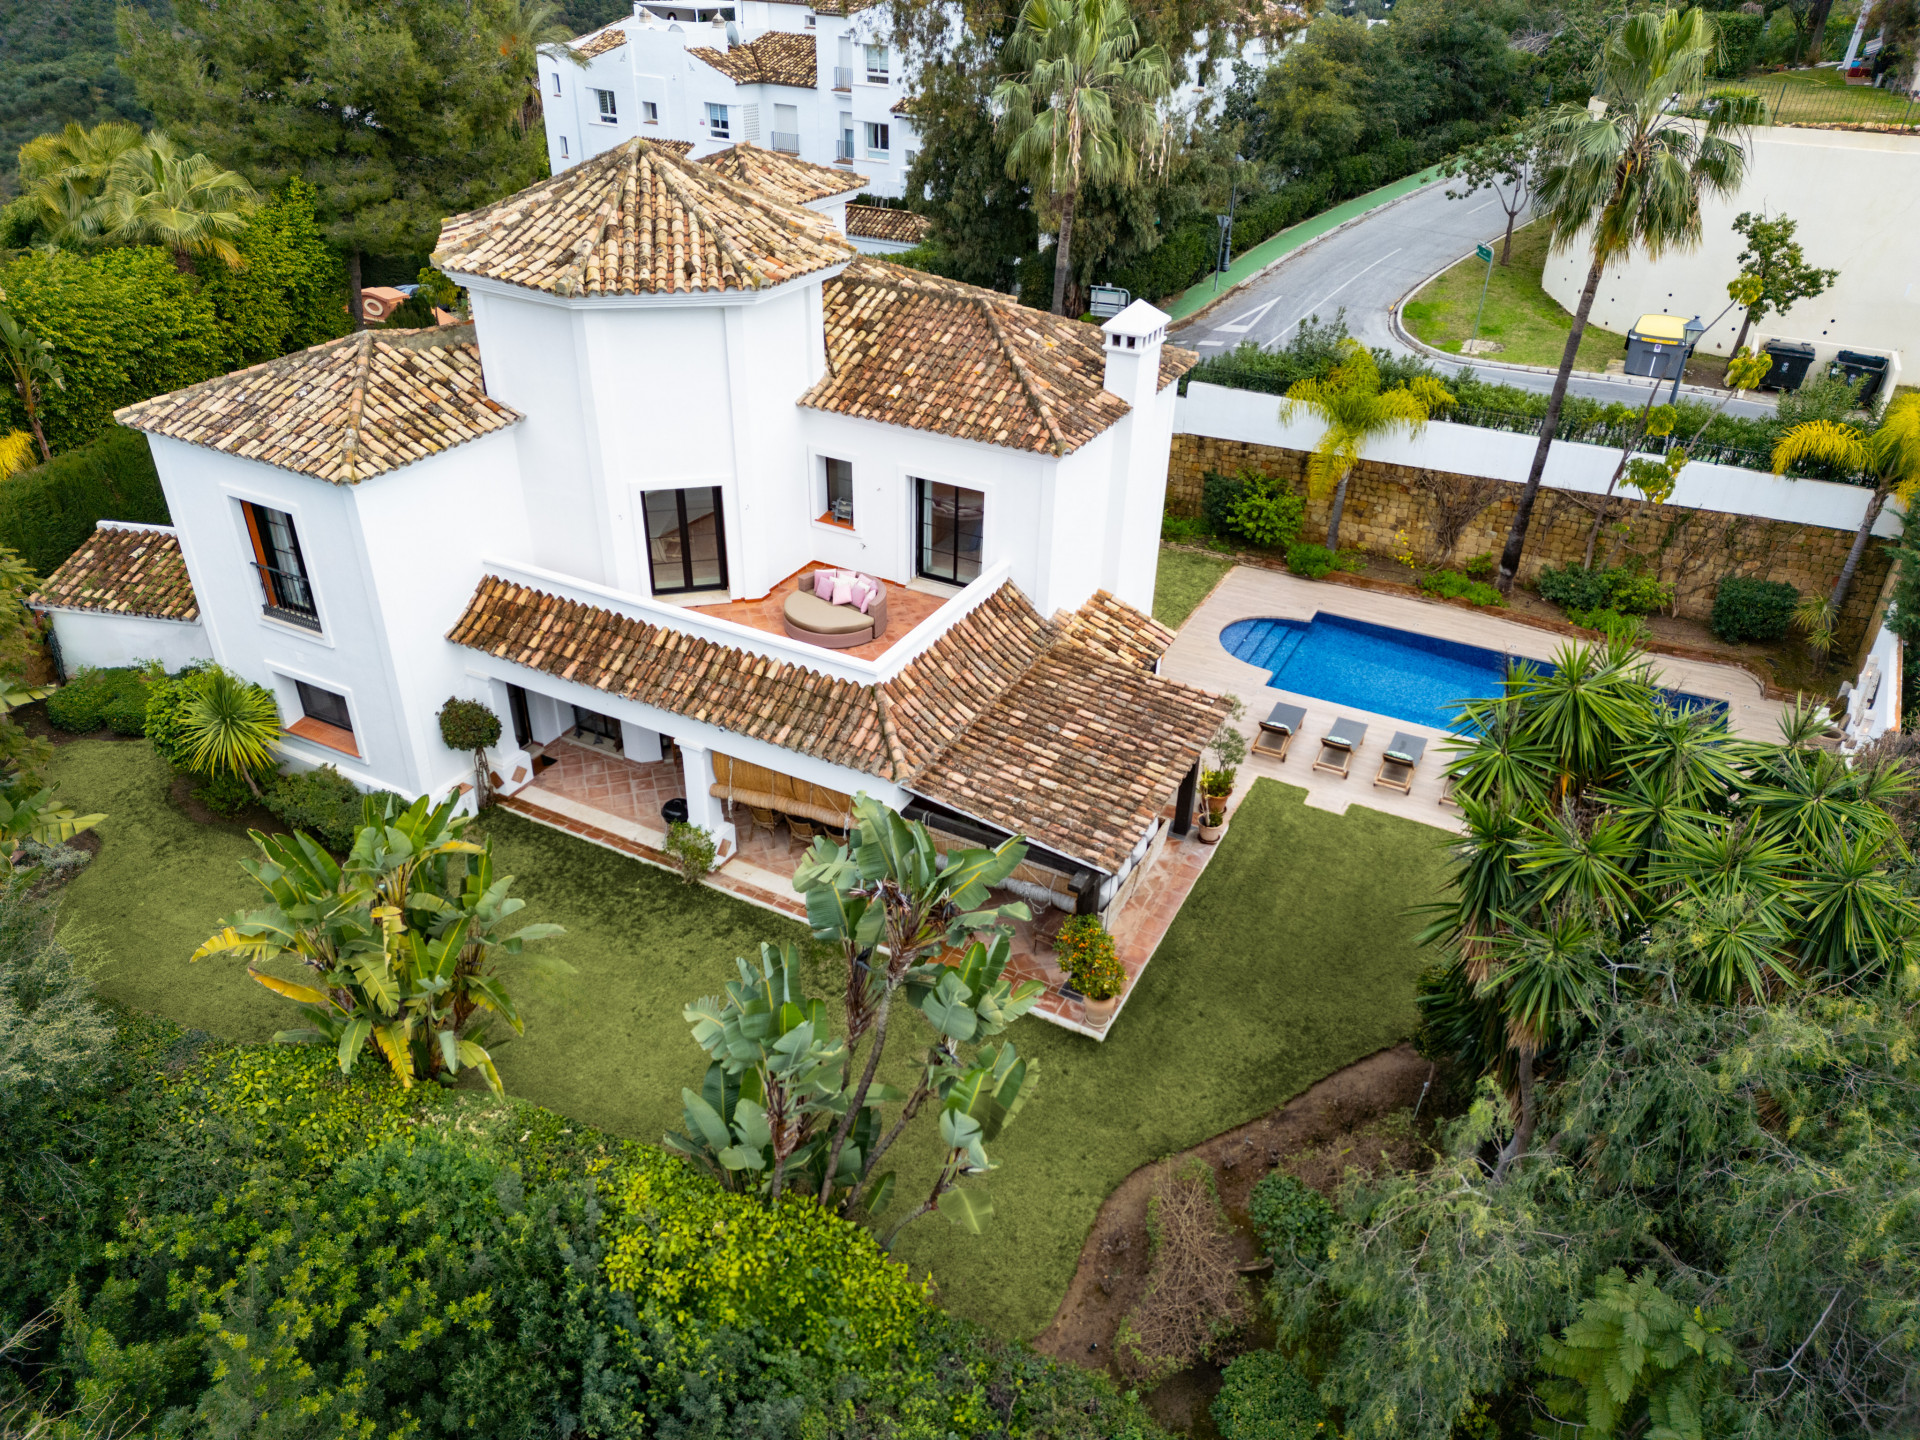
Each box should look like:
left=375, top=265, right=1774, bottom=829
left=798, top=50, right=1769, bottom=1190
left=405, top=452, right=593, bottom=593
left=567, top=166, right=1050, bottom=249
left=0, top=432, right=34, bottom=480
left=1282, top=340, right=1453, bottom=549
left=1771, top=392, right=1920, bottom=620
left=182, top=667, right=280, bottom=797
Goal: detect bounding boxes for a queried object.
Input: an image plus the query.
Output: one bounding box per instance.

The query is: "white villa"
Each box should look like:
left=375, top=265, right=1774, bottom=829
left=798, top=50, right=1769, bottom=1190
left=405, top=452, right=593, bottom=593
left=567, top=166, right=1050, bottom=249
left=35, top=139, right=1225, bottom=1030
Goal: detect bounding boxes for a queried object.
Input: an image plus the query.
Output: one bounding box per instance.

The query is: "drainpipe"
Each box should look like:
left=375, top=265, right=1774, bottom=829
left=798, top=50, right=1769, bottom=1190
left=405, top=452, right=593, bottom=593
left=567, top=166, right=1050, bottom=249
left=1172, top=762, right=1199, bottom=837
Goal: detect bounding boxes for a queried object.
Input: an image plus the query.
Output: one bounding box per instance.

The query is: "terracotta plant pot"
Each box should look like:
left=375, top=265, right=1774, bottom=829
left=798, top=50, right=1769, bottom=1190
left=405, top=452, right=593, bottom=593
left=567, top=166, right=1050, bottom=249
left=1082, top=992, right=1120, bottom=1026
left=1197, top=820, right=1227, bottom=844
left=1205, top=794, right=1230, bottom=825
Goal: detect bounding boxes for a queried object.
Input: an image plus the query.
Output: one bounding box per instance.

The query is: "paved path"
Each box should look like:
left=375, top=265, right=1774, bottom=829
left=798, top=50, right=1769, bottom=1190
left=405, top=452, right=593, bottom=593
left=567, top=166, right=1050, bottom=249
left=1169, top=180, right=1775, bottom=420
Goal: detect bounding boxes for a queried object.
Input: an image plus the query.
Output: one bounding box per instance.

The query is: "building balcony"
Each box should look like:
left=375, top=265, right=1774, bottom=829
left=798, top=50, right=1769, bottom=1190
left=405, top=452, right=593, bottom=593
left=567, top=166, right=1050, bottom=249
left=834, top=137, right=855, bottom=163
left=478, top=555, right=1012, bottom=687
left=770, top=130, right=801, bottom=154
left=832, top=65, right=852, bottom=90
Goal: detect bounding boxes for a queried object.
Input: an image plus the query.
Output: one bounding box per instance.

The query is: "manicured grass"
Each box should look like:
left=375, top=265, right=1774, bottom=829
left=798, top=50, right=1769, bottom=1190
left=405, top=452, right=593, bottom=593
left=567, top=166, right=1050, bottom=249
left=1155, top=544, right=1234, bottom=629
left=50, top=739, right=1452, bottom=1340
left=1403, top=221, right=1625, bottom=373
left=1716, top=67, right=1920, bottom=126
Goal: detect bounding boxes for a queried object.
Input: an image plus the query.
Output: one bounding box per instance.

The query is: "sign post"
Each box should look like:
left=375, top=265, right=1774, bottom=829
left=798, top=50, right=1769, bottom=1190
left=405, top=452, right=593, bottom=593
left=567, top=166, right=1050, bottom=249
left=1467, top=241, right=1496, bottom=353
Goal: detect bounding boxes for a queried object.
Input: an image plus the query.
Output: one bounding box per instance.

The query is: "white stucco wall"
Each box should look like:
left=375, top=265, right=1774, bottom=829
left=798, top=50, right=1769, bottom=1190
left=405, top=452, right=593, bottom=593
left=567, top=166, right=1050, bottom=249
left=1540, top=126, right=1920, bottom=369
left=1178, top=379, right=1904, bottom=536
left=46, top=609, right=211, bottom=674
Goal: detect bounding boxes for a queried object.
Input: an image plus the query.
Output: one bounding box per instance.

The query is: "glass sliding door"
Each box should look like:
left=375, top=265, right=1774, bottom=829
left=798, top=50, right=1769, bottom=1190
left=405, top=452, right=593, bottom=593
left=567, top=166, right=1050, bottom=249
left=915, top=479, right=984, bottom=584
left=643, top=486, right=729, bottom=595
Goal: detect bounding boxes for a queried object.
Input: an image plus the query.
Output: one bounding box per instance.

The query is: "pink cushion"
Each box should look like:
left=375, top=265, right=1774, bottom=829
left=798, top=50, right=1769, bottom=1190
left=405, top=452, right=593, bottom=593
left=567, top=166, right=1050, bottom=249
left=831, top=573, right=854, bottom=606
left=853, top=578, right=876, bottom=614
left=812, top=569, right=834, bottom=598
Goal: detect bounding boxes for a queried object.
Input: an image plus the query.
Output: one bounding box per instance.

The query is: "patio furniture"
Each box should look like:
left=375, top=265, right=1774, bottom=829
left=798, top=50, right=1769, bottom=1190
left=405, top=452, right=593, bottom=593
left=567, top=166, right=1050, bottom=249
left=1312, top=717, right=1368, bottom=778
left=1440, top=773, right=1461, bottom=807
left=781, top=570, right=890, bottom=648
left=787, top=815, right=817, bottom=852
left=1374, top=733, right=1427, bottom=794
left=744, top=804, right=781, bottom=843
left=1253, top=701, right=1307, bottom=761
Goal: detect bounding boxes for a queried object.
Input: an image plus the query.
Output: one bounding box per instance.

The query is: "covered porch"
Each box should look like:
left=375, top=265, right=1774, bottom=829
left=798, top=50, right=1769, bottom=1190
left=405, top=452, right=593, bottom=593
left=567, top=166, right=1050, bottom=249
left=499, top=734, right=1223, bottom=1039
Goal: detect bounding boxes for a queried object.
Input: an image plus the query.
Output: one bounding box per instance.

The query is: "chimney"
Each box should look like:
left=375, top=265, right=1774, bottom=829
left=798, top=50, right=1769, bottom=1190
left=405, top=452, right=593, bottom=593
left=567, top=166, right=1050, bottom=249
left=1101, top=299, right=1169, bottom=410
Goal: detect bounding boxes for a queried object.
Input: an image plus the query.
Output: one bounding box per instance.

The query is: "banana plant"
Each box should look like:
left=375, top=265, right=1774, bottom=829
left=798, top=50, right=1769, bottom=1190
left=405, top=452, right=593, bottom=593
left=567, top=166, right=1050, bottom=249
left=794, top=792, right=1033, bottom=1207
left=192, top=793, right=564, bottom=1094
left=0, top=783, right=104, bottom=859
left=882, top=1041, right=1034, bottom=1248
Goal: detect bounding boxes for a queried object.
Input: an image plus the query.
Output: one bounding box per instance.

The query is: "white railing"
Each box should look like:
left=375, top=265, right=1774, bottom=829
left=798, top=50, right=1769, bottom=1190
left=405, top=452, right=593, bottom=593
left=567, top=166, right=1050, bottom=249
left=832, top=65, right=852, bottom=89
left=835, top=136, right=855, bottom=162
left=770, top=131, right=801, bottom=154
left=477, top=556, right=1014, bottom=688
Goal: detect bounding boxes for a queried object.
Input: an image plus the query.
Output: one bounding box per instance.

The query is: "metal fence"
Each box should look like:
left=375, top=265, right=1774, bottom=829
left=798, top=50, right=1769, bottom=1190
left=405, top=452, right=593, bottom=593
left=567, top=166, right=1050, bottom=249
left=770, top=131, right=801, bottom=154
left=1696, top=77, right=1920, bottom=130
left=832, top=65, right=853, bottom=90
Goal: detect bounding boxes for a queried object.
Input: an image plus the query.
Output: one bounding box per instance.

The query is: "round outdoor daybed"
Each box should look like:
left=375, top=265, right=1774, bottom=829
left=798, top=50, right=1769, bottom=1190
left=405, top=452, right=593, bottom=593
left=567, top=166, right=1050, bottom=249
left=782, top=571, right=889, bottom=648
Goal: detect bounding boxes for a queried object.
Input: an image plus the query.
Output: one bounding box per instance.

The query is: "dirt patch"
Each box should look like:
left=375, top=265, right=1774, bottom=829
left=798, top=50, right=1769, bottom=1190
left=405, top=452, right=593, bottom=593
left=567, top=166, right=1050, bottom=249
left=1034, top=1044, right=1438, bottom=1433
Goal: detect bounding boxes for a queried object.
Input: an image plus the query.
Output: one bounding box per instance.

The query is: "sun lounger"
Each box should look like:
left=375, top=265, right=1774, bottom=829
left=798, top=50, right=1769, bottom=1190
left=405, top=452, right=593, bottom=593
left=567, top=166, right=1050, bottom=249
left=1374, top=732, right=1427, bottom=793
left=1253, top=702, right=1308, bottom=761
left=1312, top=716, right=1368, bottom=778
left=1439, top=772, right=1461, bottom=807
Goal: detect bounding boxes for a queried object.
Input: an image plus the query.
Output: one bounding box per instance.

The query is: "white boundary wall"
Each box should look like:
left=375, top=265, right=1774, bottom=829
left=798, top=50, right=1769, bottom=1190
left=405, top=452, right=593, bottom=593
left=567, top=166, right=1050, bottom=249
left=1177, top=380, right=1904, bottom=538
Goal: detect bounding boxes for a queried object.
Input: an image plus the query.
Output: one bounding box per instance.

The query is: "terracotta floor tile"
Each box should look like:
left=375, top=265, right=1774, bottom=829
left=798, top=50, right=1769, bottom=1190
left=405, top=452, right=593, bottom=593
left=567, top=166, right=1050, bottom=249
left=684, top=563, right=951, bottom=663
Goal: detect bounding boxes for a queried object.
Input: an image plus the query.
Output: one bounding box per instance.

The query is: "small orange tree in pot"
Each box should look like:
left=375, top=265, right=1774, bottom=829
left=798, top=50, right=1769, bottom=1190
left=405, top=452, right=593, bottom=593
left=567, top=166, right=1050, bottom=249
left=1056, top=913, right=1124, bottom=1024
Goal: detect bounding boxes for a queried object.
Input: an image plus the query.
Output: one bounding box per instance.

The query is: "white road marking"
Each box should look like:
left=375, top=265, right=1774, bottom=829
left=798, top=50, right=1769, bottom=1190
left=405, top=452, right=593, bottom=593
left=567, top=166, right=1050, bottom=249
left=1197, top=339, right=1226, bottom=346
left=1211, top=296, right=1283, bottom=335
left=1464, top=200, right=1496, bottom=215
left=1301, top=248, right=1405, bottom=316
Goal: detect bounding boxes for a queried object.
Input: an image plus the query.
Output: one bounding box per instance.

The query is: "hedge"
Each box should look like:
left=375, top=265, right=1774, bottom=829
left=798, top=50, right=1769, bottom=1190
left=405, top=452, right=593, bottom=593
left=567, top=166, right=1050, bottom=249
left=0, top=426, right=168, bottom=578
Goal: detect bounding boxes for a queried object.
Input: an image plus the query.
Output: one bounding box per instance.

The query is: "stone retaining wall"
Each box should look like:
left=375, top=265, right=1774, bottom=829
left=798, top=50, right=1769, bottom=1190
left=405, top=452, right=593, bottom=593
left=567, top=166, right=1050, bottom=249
left=1168, top=433, right=1891, bottom=649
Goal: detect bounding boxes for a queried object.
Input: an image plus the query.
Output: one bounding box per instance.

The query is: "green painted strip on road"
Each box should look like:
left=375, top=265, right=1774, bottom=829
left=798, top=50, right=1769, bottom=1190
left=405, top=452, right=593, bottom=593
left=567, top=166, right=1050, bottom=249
left=1162, top=164, right=1445, bottom=325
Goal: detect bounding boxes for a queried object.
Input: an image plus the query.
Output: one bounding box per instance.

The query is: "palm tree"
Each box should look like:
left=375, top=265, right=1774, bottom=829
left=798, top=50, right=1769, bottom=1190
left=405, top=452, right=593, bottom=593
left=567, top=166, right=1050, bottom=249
left=1281, top=340, right=1453, bottom=550
left=994, top=0, right=1171, bottom=316
left=0, top=433, right=34, bottom=480
left=14, top=120, right=146, bottom=248
left=489, top=0, right=584, bottom=134
left=1492, top=6, right=1750, bottom=596
left=1771, top=394, right=1920, bottom=622
left=99, top=133, right=257, bottom=274
left=0, top=306, right=65, bottom=464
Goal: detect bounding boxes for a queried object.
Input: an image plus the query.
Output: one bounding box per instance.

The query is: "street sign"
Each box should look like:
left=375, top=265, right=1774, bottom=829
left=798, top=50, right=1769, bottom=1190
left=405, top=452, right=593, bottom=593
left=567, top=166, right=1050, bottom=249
left=1475, top=243, right=1494, bottom=264
left=1089, top=285, right=1130, bottom=319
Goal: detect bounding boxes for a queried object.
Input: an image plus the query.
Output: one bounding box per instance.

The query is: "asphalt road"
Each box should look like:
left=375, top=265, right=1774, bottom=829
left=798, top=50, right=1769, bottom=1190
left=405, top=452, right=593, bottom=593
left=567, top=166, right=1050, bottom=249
left=1170, top=179, right=1776, bottom=419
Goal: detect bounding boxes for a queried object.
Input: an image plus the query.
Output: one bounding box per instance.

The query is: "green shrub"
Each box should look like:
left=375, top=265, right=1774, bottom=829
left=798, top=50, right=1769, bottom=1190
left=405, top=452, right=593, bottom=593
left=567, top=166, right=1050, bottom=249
left=191, top=180, right=350, bottom=369
left=1567, top=607, right=1651, bottom=645
left=261, top=766, right=407, bottom=851
left=194, top=769, right=255, bottom=816
left=1227, top=478, right=1306, bottom=551
left=1610, top=572, right=1674, bottom=616
left=1286, top=542, right=1338, bottom=580
left=1202, top=468, right=1255, bottom=536
left=0, top=428, right=170, bottom=578
left=1712, top=576, right=1799, bottom=644
left=1712, top=13, right=1763, bottom=74
left=664, top=820, right=718, bottom=883
left=46, top=665, right=151, bottom=734
left=1161, top=513, right=1211, bottom=542
left=1249, top=1171, right=1336, bottom=1270
left=1463, top=552, right=1495, bottom=580
left=143, top=662, right=209, bottom=769
left=1535, top=563, right=1618, bottom=613
left=1212, top=1350, right=1326, bottom=1440
left=437, top=696, right=501, bottom=752
left=1055, top=914, right=1124, bottom=1000
left=1420, top=569, right=1504, bottom=607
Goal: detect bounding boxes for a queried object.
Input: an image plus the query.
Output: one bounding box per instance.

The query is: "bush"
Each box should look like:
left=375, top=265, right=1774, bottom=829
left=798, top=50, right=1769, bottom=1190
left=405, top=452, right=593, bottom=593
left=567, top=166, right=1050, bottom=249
left=1464, top=552, right=1495, bottom=580
left=1227, top=476, right=1306, bottom=551
left=1535, top=563, right=1618, bottom=613
left=194, top=769, right=256, bottom=816
left=1420, top=569, right=1504, bottom=607
left=1712, top=575, right=1799, bottom=644
left=664, top=820, right=718, bottom=883
left=1212, top=1350, right=1327, bottom=1440
left=0, top=428, right=170, bottom=578
left=1055, top=913, right=1124, bottom=1000
left=1249, top=1170, right=1336, bottom=1270
left=46, top=665, right=151, bottom=734
left=437, top=696, right=501, bottom=752
left=263, top=765, right=362, bottom=849
left=1567, top=607, right=1651, bottom=645
left=192, top=179, right=350, bottom=369
left=143, top=661, right=209, bottom=769
left=1287, top=543, right=1340, bottom=580
left=1162, top=513, right=1211, bottom=542
left=1202, top=468, right=1255, bottom=536
left=1117, top=1159, right=1248, bottom=1384
left=1712, top=12, right=1764, bottom=74
left=1611, top=571, right=1674, bottom=616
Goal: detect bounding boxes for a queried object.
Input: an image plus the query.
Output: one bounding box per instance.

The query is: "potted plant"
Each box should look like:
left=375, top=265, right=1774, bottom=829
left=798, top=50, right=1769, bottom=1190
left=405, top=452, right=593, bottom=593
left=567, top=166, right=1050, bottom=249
left=1200, top=768, right=1236, bottom=839
left=1055, top=913, right=1125, bottom=1026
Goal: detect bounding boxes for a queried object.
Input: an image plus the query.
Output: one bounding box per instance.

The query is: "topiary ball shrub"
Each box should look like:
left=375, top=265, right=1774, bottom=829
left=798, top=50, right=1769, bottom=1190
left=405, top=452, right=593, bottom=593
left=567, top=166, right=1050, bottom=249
left=438, top=697, right=502, bottom=753
left=1212, top=1351, right=1326, bottom=1440
left=1248, top=1171, right=1336, bottom=1270
left=1711, top=575, right=1799, bottom=644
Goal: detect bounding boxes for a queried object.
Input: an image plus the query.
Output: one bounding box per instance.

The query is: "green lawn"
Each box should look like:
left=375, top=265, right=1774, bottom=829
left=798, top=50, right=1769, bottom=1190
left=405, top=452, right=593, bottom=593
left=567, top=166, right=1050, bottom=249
left=1717, top=67, right=1920, bottom=127
left=1154, top=544, right=1233, bottom=629
left=49, top=738, right=1452, bottom=1340
left=1403, top=221, right=1625, bottom=372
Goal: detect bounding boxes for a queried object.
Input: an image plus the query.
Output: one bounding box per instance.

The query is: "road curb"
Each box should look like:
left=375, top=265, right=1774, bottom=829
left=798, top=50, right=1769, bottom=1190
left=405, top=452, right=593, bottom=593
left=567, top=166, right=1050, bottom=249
left=1168, top=169, right=1443, bottom=336
left=1386, top=249, right=1770, bottom=409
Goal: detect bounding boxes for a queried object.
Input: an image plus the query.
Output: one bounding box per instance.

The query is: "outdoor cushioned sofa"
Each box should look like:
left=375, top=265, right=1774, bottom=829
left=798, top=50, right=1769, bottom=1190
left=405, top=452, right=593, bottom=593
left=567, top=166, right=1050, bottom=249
left=782, top=569, right=890, bottom=648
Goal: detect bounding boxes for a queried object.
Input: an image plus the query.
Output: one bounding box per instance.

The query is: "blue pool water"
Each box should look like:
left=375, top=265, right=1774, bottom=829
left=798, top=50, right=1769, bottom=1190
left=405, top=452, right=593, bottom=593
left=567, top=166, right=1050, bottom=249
left=1220, top=614, right=1721, bottom=732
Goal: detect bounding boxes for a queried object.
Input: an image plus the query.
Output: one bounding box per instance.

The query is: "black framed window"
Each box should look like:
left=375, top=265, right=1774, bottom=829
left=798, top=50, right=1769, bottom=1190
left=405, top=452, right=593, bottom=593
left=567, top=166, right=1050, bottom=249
left=643, top=486, right=728, bottom=594
left=915, top=478, right=984, bottom=584
left=572, top=705, right=622, bottom=748
left=295, top=681, right=353, bottom=733
left=242, top=502, right=319, bottom=629
left=822, top=457, right=853, bottom=525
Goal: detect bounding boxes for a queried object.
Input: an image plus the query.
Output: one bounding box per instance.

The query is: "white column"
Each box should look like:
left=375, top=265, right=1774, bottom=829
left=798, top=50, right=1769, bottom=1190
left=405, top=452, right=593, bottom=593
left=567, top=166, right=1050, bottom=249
left=677, top=739, right=738, bottom=862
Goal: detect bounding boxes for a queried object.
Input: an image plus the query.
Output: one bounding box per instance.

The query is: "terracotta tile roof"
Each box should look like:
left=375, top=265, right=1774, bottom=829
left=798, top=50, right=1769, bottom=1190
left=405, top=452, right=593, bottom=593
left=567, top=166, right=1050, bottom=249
left=804, top=257, right=1190, bottom=456
left=910, top=613, right=1228, bottom=872
left=447, top=575, right=1224, bottom=870
left=845, top=204, right=929, bottom=244
left=32, top=524, right=198, bottom=622
left=570, top=21, right=629, bottom=55
left=689, top=30, right=817, bottom=87
left=650, top=138, right=695, bottom=156
left=699, top=142, right=863, bottom=205
left=434, top=137, right=853, bottom=297
left=113, top=326, right=519, bottom=485
left=808, top=0, right=883, bottom=13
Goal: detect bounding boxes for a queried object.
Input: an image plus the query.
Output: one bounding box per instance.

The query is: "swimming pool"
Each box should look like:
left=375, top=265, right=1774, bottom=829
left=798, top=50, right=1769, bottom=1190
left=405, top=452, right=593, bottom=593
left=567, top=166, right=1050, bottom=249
left=1220, top=613, right=1721, bottom=732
